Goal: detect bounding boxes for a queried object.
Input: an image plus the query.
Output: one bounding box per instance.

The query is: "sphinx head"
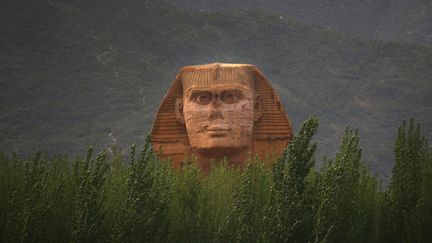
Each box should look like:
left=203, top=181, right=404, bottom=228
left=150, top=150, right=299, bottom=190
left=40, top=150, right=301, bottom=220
left=151, top=63, right=293, bottom=170
left=175, top=64, right=263, bottom=156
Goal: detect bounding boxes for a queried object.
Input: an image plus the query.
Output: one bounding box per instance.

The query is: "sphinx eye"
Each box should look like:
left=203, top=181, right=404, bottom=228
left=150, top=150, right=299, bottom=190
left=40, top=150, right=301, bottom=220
left=222, top=90, right=242, bottom=104
left=193, top=91, right=212, bottom=105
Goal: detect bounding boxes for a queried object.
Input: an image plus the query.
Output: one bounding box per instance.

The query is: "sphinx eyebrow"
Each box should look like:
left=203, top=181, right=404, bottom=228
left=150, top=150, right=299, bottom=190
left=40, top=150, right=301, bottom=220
left=188, top=90, right=211, bottom=96
left=187, top=88, right=246, bottom=97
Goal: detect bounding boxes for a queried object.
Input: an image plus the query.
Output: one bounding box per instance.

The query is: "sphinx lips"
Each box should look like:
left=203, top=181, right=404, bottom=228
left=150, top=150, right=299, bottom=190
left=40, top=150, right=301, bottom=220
left=206, top=125, right=231, bottom=136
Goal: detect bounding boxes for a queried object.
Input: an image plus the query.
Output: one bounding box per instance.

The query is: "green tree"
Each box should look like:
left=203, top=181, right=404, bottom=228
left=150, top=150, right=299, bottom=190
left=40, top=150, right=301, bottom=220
left=382, top=119, right=430, bottom=243
left=227, top=160, right=272, bottom=242
left=313, top=128, right=376, bottom=243
left=115, top=136, right=170, bottom=242
left=196, top=159, right=240, bottom=242
left=168, top=163, right=201, bottom=242
left=265, top=117, right=319, bottom=243
left=417, top=145, right=432, bottom=242
left=71, top=147, right=109, bottom=243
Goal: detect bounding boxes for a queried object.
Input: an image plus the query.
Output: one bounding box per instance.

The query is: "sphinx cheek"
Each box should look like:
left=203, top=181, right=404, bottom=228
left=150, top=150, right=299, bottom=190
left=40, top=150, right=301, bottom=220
left=224, top=102, right=254, bottom=136
left=183, top=106, right=210, bottom=134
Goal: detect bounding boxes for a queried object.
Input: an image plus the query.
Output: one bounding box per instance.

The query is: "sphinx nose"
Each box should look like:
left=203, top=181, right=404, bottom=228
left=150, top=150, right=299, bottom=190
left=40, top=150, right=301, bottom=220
left=209, top=110, right=223, bottom=120
left=209, top=94, right=223, bottom=120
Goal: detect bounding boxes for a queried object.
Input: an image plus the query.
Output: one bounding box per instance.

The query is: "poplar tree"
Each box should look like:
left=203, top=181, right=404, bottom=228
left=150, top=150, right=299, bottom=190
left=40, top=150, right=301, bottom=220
left=228, top=161, right=271, bottom=242
left=265, top=117, right=319, bottom=243
left=71, top=148, right=109, bottom=243
left=115, top=135, right=170, bottom=242
left=313, top=128, right=366, bottom=243
left=168, top=164, right=201, bottom=242
left=417, top=145, right=432, bottom=242
left=384, top=119, right=430, bottom=243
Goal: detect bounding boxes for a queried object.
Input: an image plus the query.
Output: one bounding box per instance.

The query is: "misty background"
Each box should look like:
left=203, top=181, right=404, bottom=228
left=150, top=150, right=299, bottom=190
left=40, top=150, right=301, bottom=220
left=1, top=0, right=431, bottom=182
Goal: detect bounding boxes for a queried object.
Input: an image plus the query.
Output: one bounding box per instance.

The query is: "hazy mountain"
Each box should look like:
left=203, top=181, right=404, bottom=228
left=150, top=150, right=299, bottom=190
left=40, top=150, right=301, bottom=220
left=168, top=0, right=432, bottom=46
left=1, top=0, right=431, bottom=182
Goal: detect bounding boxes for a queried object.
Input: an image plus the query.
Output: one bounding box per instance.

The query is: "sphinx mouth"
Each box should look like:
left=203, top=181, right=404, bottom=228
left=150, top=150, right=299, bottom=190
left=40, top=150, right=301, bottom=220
left=207, top=127, right=230, bottom=132
left=205, top=125, right=231, bottom=136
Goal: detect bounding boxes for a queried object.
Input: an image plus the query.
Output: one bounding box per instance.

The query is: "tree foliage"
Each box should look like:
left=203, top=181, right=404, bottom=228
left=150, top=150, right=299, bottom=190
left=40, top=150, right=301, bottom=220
left=1, top=118, right=431, bottom=242
left=381, top=119, right=432, bottom=243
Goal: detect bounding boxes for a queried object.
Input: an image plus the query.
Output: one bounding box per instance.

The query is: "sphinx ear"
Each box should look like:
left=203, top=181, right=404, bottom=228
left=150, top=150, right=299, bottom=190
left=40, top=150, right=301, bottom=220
left=254, top=95, right=264, bottom=122
left=175, top=98, right=185, bottom=125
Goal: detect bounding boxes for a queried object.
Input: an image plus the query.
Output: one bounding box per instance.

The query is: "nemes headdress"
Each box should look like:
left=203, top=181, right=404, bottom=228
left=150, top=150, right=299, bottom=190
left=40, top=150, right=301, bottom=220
left=151, top=63, right=293, bottom=167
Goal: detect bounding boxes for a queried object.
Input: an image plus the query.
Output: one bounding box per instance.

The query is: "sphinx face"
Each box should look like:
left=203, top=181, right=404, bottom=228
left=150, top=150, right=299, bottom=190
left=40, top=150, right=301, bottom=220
left=182, top=84, right=255, bottom=155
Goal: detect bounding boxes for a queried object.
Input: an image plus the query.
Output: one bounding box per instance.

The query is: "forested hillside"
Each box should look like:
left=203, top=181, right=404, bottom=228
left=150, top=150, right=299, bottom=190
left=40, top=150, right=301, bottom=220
left=168, top=0, right=432, bottom=46
left=1, top=0, right=431, bottom=181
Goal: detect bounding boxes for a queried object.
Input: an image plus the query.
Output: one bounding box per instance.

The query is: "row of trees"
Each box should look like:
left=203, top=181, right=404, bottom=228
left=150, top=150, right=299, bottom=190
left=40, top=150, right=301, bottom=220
left=0, top=118, right=431, bottom=242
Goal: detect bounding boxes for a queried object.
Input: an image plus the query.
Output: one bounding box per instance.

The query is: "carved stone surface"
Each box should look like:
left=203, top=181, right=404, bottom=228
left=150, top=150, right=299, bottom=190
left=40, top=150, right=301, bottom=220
left=151, top=63, right=293, bottom=172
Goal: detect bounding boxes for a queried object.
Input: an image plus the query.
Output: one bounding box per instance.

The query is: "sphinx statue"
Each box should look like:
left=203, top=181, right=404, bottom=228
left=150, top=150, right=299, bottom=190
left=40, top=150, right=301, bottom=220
left=151, top=63, right=293, bottom=172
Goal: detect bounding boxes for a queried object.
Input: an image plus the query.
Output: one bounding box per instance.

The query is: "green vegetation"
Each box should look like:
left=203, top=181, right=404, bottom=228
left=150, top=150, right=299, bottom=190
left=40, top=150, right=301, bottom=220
left=1, top=117, right=431, bottom=243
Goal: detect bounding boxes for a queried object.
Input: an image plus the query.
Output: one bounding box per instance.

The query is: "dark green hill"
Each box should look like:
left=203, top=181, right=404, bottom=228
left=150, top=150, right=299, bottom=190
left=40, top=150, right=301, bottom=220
left=168, top=0, right=432, bottom=46
left=1, top=0, right=431, bottom=181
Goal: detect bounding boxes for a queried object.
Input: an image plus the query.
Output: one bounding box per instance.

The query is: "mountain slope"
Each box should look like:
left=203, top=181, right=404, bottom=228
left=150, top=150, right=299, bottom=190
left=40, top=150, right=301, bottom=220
left=1, top=0, right=431, bottom=181
left=168, top=0, right=432, bottom=46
